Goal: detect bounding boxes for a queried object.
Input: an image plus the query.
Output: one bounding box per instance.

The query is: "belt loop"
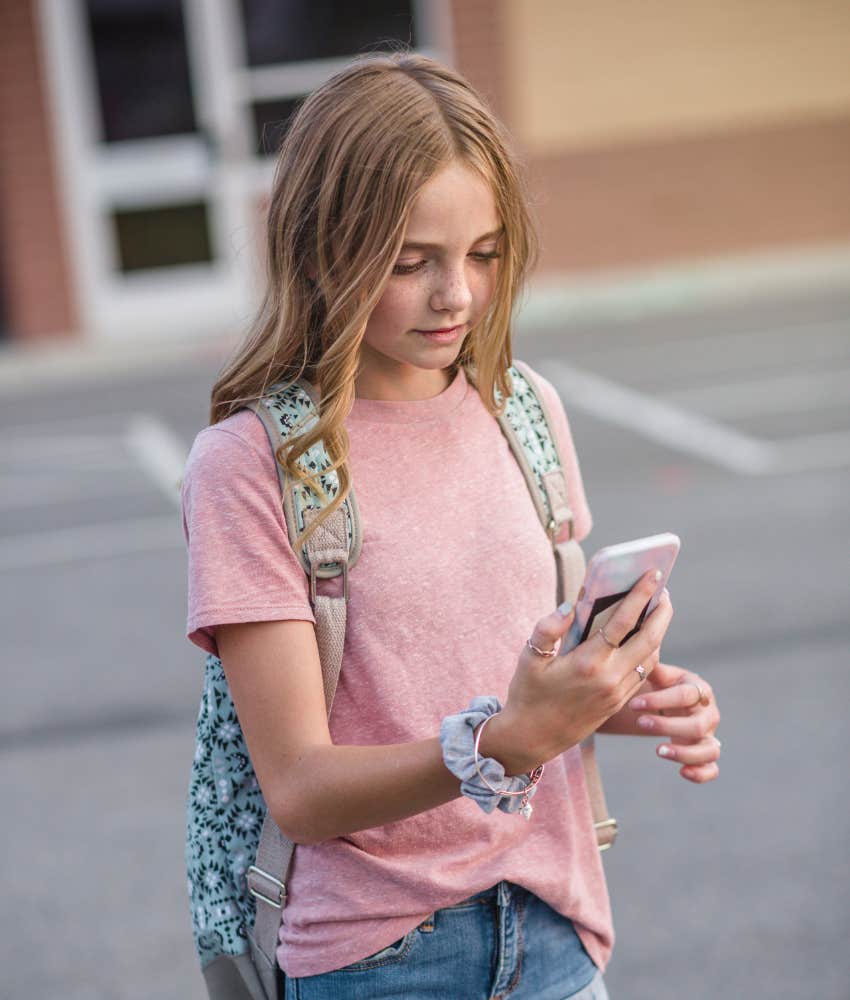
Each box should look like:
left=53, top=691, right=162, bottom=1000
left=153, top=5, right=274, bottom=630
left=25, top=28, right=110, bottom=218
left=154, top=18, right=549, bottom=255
left=497, top=880, right=511, bottom=908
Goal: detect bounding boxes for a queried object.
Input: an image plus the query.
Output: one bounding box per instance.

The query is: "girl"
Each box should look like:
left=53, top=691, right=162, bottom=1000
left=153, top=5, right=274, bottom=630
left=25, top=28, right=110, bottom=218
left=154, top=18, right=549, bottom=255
left=182, top=52, right=720, bottom=1000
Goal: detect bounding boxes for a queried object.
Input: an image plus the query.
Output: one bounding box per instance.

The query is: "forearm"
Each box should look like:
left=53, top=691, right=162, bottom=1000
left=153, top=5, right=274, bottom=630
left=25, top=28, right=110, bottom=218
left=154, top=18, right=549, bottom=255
left=273, top=737, right=461, bottom=844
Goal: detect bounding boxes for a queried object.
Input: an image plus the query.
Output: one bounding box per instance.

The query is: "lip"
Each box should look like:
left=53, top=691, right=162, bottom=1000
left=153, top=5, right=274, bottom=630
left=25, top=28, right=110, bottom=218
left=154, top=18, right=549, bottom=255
left=413, top=323, right=466, bottom=343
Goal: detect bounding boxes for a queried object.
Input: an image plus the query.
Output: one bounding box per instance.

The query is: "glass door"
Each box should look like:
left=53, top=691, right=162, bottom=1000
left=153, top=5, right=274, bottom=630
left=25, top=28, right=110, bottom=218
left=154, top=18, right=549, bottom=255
left=38, top=0, right=449, bottom=343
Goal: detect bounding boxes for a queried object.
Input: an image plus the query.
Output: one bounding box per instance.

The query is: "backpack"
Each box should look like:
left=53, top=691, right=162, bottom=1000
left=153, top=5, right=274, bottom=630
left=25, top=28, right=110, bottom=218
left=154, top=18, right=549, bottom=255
left=185, top=360, right=617, bottom=1000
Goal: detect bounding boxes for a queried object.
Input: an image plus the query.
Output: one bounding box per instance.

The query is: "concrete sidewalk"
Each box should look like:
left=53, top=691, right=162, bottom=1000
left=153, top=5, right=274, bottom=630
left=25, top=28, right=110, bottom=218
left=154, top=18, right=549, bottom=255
left=1, top=242, right=849, bottom=394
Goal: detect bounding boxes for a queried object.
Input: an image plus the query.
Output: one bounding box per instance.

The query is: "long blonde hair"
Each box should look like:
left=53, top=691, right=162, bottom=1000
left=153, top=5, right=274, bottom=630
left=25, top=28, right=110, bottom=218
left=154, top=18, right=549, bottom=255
left=210, top=51, right=538, bottom=544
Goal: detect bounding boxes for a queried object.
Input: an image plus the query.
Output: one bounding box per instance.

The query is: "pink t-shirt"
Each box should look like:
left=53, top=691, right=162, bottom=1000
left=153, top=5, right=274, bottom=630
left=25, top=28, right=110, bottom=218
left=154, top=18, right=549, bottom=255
left=181, top=363, right=613, bottom=978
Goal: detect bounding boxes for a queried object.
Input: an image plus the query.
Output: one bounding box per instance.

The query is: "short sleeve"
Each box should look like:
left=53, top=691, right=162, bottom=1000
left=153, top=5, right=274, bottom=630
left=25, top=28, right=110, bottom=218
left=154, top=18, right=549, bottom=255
left=181, top=410, right=315, bottom=658
left=523, top=366, right=593, bottom=544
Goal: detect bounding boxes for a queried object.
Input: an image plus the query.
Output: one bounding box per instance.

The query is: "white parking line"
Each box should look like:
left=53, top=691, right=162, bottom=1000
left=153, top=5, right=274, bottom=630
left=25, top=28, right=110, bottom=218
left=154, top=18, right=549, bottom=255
left=124, top=414, right=188, bottom=509
left=0, top=515, right=183, bottom=572
left=541, top=359, right=850, bottom=475
left=542, top=360, right=774, bottom=474
left=662, top=368, right=850, bottom=419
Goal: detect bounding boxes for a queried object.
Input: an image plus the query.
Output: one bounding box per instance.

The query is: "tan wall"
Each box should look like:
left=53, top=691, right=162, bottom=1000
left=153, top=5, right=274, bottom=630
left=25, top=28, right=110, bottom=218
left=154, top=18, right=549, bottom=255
left=503, top=0, right=850, bottom=152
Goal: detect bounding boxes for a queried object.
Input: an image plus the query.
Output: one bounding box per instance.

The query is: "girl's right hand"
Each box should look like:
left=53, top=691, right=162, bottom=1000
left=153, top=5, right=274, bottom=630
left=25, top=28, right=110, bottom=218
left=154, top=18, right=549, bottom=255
left=484, top=570, right=674, bottom=774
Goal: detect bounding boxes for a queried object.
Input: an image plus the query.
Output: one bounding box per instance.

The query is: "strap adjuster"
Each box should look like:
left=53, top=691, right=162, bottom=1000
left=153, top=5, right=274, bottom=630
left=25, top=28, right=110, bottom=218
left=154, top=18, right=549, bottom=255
left=246, top=866, right=286, bottom=908
left=594, top=817, right=619, bottom=851
left=309, top=559, right=349, bottom=602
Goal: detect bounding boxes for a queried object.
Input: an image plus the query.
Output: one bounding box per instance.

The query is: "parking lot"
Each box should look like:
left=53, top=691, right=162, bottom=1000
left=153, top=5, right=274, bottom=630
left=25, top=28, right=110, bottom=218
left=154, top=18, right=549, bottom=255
left=2, top=284, right=848, bottom=999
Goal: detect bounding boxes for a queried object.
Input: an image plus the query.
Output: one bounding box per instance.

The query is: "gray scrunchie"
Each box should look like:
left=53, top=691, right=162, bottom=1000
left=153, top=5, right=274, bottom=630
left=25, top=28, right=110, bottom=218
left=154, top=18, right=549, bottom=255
left=439, top=695, right=538, bottom=814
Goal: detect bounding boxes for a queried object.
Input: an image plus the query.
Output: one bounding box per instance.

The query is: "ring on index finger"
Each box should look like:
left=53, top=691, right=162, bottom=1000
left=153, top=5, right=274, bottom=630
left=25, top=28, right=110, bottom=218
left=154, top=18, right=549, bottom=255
left=526, top=638, right=558, bottom=658
left=635, top=664, right=647, bottom=682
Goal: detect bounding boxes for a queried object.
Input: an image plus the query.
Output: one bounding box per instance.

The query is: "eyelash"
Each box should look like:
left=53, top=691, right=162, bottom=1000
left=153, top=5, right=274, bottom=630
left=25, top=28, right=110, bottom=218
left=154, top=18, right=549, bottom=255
left=391, top=251, right=502, bottom=276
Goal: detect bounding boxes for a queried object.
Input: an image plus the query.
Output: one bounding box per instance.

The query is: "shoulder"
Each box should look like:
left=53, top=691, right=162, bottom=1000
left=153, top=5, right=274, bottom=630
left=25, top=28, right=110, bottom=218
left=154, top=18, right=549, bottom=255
left=184, top=409, right=273, bottom=480
left=181, top=408, right=279, bottom=513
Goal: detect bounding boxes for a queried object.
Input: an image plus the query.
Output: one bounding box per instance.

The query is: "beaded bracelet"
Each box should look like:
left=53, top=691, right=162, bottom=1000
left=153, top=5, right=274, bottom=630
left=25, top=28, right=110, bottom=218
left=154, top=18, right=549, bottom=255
left=474, top=713, right=545, bottom=820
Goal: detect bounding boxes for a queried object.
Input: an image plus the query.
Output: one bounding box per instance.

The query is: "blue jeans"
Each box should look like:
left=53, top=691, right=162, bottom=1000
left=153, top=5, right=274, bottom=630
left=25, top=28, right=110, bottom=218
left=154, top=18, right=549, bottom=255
left=282, top=880, right=609, bottom=1000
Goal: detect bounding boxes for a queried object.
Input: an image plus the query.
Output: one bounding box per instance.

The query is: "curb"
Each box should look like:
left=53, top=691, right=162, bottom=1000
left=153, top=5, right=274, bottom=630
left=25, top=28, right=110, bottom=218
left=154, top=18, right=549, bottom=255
left=1, top=243, right=849, bottom=393
left=515, top=242, right=850, bottom=331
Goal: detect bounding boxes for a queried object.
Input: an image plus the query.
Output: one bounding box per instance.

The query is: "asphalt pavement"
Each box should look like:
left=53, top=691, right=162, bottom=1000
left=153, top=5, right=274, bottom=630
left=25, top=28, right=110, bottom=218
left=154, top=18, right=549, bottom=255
left=1, top=284, right=848, bottom=999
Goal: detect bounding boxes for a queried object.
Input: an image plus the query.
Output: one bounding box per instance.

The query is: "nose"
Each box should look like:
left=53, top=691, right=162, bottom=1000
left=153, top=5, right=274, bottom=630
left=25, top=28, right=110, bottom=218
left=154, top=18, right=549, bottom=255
left=430, top=262, right=473, bottom=317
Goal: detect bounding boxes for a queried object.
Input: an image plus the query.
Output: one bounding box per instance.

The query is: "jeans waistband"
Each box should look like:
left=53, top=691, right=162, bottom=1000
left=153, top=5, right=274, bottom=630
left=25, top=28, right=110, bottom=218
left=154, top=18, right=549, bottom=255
left=442, top=881, right=518, bottom=910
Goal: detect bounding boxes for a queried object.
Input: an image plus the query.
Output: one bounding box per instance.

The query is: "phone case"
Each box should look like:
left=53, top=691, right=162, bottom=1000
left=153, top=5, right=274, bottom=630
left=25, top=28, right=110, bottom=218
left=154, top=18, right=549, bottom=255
left=562, top=533, right=680, bottom=653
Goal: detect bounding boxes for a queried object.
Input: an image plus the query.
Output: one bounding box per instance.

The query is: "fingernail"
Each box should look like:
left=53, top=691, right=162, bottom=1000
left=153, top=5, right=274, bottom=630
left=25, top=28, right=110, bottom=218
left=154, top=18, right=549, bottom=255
left=556, top=600, right=573, bottom=618
left=657, top=745, right=673, bottom=757
left=654, top=569, right=662, bottom=582
left=638, top=716, right=654, bottom=730
left=713, top=737, right=722, bottom=747
left=630, top=697, right=647, bottom=710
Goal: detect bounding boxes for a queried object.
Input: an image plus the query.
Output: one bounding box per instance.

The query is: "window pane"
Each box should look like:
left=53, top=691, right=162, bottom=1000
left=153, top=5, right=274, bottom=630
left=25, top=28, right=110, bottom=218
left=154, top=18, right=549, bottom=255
left=86, top=0, right=196, bottom=142
left=240, top=0, right=417, bottom=67
left=112, top=203, right=212, bottom=272
left=251, top=97, right=304, bottom=156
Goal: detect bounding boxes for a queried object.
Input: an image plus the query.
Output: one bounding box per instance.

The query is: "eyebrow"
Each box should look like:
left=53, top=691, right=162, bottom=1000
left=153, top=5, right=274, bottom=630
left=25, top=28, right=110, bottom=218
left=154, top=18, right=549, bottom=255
left=399, top=227, right=504, bottom=252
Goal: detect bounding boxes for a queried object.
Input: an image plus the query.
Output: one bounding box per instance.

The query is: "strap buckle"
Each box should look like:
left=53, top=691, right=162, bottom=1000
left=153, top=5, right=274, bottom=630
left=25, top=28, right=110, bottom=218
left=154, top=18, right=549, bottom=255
left=246, top=866, right=287, bottom=909
left=594, top=817, right=619, bottom=851
left=309, top=559, right=349, bottom=602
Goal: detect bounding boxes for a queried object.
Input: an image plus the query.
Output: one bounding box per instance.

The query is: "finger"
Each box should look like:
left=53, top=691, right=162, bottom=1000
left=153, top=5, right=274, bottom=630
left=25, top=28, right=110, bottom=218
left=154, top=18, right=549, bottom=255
left=615, top=648, right=659, bottom=702
left=678, top=761, right=720, bottom=783
left=616, top=590, right=673, bottom=667
left=628, top=681, right=705, bottom=714
left=655, top=736, right=721, bottom=766
left=636, top=708, right=718, bottom=740
left=589, top=569, right=665, bottom=649
left=525, top=600, right=576, bottom=660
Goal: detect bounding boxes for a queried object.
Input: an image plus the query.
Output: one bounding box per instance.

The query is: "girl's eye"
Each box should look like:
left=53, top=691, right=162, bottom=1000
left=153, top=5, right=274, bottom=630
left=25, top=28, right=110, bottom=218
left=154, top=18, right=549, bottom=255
left=392, top=260, right=427, bottom=275
left=392, top=251, right=502, bottom=276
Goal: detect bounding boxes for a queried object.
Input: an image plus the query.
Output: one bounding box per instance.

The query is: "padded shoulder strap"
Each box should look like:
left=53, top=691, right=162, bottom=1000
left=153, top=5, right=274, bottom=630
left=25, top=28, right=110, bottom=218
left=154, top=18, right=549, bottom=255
left=494, top=361, right=616, bottom=851
left=247, top=382, right=360, bottom=988
left=250, top=378, right=362, bottom=578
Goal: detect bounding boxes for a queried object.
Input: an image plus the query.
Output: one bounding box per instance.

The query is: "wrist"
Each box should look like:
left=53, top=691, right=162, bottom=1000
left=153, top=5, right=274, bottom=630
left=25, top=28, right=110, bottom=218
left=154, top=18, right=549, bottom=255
left=477, top=708, right=542, bottom=776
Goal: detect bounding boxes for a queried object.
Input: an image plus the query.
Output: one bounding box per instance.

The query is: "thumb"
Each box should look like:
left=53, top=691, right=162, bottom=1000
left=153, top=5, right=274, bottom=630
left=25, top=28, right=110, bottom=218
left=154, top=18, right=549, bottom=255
left=554, top=599, right=576, bottom=633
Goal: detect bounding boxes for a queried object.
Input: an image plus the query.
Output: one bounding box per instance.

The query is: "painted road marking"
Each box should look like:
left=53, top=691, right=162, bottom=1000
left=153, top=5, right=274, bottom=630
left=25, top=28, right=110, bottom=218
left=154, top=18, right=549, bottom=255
left=125, top=414, right=188, bottom=509
left=661, top=368, right=850, bottom=419
left=541, top=359, right=850, bottom=475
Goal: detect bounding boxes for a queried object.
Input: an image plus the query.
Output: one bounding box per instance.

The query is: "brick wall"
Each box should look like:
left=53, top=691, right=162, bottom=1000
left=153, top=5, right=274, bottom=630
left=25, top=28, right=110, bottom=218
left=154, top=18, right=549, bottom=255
left=0, top=0, right=76, bottom=340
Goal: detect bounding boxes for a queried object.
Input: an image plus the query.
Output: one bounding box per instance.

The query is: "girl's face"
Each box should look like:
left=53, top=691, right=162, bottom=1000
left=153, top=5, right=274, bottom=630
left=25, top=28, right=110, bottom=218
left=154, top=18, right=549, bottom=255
left=356, top=160, right=502, bottom=400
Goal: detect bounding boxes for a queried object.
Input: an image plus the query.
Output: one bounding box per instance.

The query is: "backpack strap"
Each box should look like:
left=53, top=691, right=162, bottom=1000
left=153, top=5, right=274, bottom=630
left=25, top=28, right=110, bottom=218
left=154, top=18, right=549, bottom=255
left=496, top=361, right=617, bottom=851
left=245, top=380, right=361, bottom=994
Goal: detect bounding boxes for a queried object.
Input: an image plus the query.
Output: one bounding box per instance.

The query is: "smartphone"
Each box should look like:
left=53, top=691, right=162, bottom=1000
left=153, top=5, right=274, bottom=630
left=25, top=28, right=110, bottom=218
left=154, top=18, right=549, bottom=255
left=562, top=533, right=680, bottom=653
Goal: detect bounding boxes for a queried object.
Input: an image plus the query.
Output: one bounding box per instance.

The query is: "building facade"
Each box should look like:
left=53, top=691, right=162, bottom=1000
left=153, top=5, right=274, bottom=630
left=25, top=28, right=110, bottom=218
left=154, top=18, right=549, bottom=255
left=1, top=0, right=849, bottom=343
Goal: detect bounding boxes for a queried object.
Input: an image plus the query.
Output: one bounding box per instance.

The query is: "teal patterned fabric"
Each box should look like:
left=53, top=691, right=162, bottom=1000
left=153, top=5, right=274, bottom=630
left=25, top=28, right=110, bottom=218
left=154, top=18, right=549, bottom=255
left=498, top=366, right=562, bottom=527
left=185, top=364, right=565, bottom=970
left=258, top=382, right=355, bottom=574
left=186, top=653, right=263, bottom=968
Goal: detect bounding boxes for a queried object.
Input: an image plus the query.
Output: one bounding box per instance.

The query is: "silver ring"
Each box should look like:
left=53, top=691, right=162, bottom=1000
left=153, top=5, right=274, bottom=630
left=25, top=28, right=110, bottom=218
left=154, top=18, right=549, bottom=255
left=597, top=626, right=618, bottom=650
left=526, top=638, right=557, bottom=658
left=635, top=664, right=647, bottom=682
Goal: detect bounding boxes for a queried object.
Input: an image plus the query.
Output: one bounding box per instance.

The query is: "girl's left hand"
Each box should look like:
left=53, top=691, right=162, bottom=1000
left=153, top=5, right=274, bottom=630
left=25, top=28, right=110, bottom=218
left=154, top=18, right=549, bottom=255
left=628, top=659, right=721, bottom=783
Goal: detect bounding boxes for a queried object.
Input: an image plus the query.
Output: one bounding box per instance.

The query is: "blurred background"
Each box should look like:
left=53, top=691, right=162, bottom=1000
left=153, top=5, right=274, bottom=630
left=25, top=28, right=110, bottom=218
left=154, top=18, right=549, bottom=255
left=1, top=2, right=848, bottom=998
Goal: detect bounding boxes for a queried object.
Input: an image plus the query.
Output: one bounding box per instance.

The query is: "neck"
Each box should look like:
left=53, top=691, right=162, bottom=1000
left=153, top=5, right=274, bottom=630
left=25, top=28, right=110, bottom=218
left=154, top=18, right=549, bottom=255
left=354, top=365, right=455, bottom=402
